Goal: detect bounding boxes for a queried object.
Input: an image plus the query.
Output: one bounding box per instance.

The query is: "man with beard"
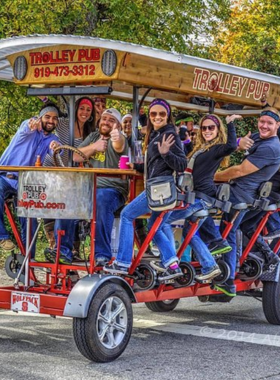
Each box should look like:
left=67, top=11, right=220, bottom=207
left=0, top=103, right=61, bottom=253
left=45, top=108, right=129, bottom=265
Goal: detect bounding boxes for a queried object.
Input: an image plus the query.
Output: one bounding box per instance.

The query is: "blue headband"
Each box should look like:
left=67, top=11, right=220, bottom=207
left=260, top=110, right=280, bottom=122
left=149, top=99, right=171, bottom=116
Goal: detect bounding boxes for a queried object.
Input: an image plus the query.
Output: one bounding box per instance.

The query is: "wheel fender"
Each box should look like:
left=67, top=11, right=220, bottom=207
left=260, top=263, right=280, bottom=283
left=63, top=274, right=136, bottom=318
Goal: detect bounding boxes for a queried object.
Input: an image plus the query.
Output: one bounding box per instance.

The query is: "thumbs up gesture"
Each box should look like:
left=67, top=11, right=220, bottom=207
left=238, top=131, right=254, bottom=151
left=110, top=122, right=121, bottom=142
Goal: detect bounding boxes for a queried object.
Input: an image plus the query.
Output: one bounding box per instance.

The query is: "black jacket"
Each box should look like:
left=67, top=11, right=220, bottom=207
left=134, top=124, right=188, bottom=179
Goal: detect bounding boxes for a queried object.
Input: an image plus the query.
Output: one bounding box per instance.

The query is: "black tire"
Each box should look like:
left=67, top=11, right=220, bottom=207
left=145, top=299, right=180, bottom=312
left=134, top=263, right=156, bottom=291
left=5, top=254, right=25, bottom=279
left=212, top=259, right=230, bottom=285
left=239, top=257, right=262, bottom=281
left=263, top=279, right=280, bottom=325
left=73, top=283, right=133, bottom=362
left=175, top=262, right=196, bottom=287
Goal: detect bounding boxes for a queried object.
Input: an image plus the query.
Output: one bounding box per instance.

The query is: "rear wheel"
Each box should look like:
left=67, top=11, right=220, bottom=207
left=263, top=276, right=280, bottom=325
left=73, top=283, right=133, bottom=362
left=145, top=298, right=180, bottom=312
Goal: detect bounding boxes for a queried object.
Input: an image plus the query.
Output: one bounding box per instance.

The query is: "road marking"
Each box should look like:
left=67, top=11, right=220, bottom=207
left=134, top=319, right=280, bottom=347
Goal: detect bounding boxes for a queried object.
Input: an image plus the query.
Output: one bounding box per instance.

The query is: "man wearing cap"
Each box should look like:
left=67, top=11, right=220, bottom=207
left=45, top=108, right=129, bottom=265
left=0, top=103, right=61, bottom=252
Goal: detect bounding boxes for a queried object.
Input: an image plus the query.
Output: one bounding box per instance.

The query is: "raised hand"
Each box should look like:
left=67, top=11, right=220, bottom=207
left=29, top=117, right=42, bottom=131
left=226, top=114, right=243, bottom=124
left=158, top=133, right=175, bottom=155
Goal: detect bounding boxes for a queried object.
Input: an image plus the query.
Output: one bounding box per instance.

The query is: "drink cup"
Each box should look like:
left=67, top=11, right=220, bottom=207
left=119, top=155, right=129, bottom=169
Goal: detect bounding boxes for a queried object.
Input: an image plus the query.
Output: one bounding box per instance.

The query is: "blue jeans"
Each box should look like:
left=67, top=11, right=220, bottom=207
left=0, top=175, right=37, bottom=258
left=116, top=190, right=178, bottom=268
left=219, top=193, right=248, bottom=279
left=199, top=217, right=224, bottom=245
left=266, top=212, right=280, bottom=233
left=55, top=188, right=125, bottom=260
left=155, top=198, right=217, bottom=274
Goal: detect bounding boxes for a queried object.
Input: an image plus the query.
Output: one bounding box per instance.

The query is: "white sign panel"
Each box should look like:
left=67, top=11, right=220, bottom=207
left=17, top=171, right=94, bottom=219
left=11, top=292, right=40, bottom=313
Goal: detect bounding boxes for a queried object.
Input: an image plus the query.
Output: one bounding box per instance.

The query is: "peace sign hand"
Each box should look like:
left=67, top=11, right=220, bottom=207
left=158, top=134, right=175, bottom=155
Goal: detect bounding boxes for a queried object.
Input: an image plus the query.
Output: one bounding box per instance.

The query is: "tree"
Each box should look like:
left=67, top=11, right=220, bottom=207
left=214, top=0, right=280, bottom=75
left=0, top=0, right=230, bottom=153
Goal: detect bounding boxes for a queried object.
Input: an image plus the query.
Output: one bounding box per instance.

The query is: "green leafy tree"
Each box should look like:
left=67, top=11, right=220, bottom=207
left=0, top=0, right=230, bottom=153
left=214, top=0, right=280, bottom=75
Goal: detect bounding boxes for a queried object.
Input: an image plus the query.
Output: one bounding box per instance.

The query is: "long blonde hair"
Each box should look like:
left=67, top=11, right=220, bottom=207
left=189, top=114, right=229, bottom=167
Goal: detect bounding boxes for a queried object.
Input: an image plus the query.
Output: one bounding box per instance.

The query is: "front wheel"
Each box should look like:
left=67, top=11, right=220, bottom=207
left=145, top=298, right=180, bottom=312
left=262, top=278, right=280, bottom=325
left=73, top=283, right=133, bottom=362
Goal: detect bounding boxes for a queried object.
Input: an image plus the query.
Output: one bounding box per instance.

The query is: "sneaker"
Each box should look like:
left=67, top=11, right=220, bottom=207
left=264, top=229, right=280, bottom=239
left=0, top=239, right=16, bottom=251
left=209, top=240, right=232, bottom=255
left=44, top=248, right=72, bottom=265
left=150, top=260, right=166, bottom=273
left=103, top=262, right=129, bottom=275
left=158, top=266, right=183, bottom=281
left=44, top=248, right=55, bottom=263
left=95, top=256, right=110, bottom=267
left=195, top=265, right=221, bottom=282
left=214, top=281, right=236, bottom=297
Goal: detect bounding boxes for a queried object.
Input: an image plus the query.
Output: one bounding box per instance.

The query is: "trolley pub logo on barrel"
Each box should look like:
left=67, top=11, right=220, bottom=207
left=8, top=44, right=121, bottom=85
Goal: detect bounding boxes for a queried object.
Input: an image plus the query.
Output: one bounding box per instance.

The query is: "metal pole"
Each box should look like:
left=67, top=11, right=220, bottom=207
left=131, top=86, right=139, bottom=161
left=24, top=218, right=31, bottom=288
left=68, top=95, right=75, bottom=166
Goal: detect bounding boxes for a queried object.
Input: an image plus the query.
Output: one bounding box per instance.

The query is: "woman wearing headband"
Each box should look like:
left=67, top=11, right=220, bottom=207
left=104, top=98, right=187, bottom=280
left=150, top=113, right=239, bottom=282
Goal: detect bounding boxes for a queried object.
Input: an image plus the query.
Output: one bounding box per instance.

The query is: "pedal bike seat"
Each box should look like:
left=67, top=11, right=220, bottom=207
left=232, top=203, right=247, bottom=210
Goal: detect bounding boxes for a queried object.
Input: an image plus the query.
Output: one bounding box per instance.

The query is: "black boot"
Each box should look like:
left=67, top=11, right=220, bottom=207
left=247, top=233, right=280, bottom=267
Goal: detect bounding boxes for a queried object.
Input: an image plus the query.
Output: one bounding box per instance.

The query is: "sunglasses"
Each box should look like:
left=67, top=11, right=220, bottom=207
left=201, top=125, right=217, bottom=132
left=190, top=132, right=197, bottom=136
left=149, top=111, right=167, bottom=118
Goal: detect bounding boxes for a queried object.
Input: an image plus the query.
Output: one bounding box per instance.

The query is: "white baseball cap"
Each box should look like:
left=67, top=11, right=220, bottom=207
left=102, top=108, right=122, bottom=124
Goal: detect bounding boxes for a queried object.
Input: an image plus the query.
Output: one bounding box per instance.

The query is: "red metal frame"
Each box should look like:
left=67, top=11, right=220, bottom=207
left=0, top=171, right=278, bottom=315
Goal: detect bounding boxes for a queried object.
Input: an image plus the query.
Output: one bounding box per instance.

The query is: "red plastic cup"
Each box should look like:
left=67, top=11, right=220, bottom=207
left=119, top=155, right=129, bottom=169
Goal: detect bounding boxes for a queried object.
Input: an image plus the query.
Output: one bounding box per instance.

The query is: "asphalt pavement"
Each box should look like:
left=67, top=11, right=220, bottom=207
left=0, top=295, right=279, bottom=380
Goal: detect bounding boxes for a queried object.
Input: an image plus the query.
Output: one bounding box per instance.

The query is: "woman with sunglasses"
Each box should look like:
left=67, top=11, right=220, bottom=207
left=104, top=98, right=188, bottom=280
left=151, top=114, right=239, bottom=282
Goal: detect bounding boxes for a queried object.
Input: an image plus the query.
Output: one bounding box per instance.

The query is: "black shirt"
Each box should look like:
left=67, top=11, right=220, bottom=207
left=192, top=122, right=237, bottom=197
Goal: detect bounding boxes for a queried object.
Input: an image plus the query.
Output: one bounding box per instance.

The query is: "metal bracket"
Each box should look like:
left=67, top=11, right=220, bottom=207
left=27, top=86, right=113, bottom=96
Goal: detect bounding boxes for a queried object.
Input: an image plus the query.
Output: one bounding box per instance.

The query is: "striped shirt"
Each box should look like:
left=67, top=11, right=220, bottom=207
left=43, top=118, right=82, bottom=167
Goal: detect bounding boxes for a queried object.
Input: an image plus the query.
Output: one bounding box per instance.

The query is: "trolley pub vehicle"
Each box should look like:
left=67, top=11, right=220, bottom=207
left=0, top=34, right=280, bottom=362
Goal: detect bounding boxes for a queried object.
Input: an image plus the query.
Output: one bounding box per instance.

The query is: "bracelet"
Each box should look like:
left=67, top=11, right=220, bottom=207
left=237, top=138, right=241, bottom=146
left=41, top=96, right=48, bottom=103
left=183, top=139, right=191, bottom=144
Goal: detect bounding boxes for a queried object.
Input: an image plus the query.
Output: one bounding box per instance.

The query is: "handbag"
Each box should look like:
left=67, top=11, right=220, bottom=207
left=146, top=175, right=177, bottom=211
